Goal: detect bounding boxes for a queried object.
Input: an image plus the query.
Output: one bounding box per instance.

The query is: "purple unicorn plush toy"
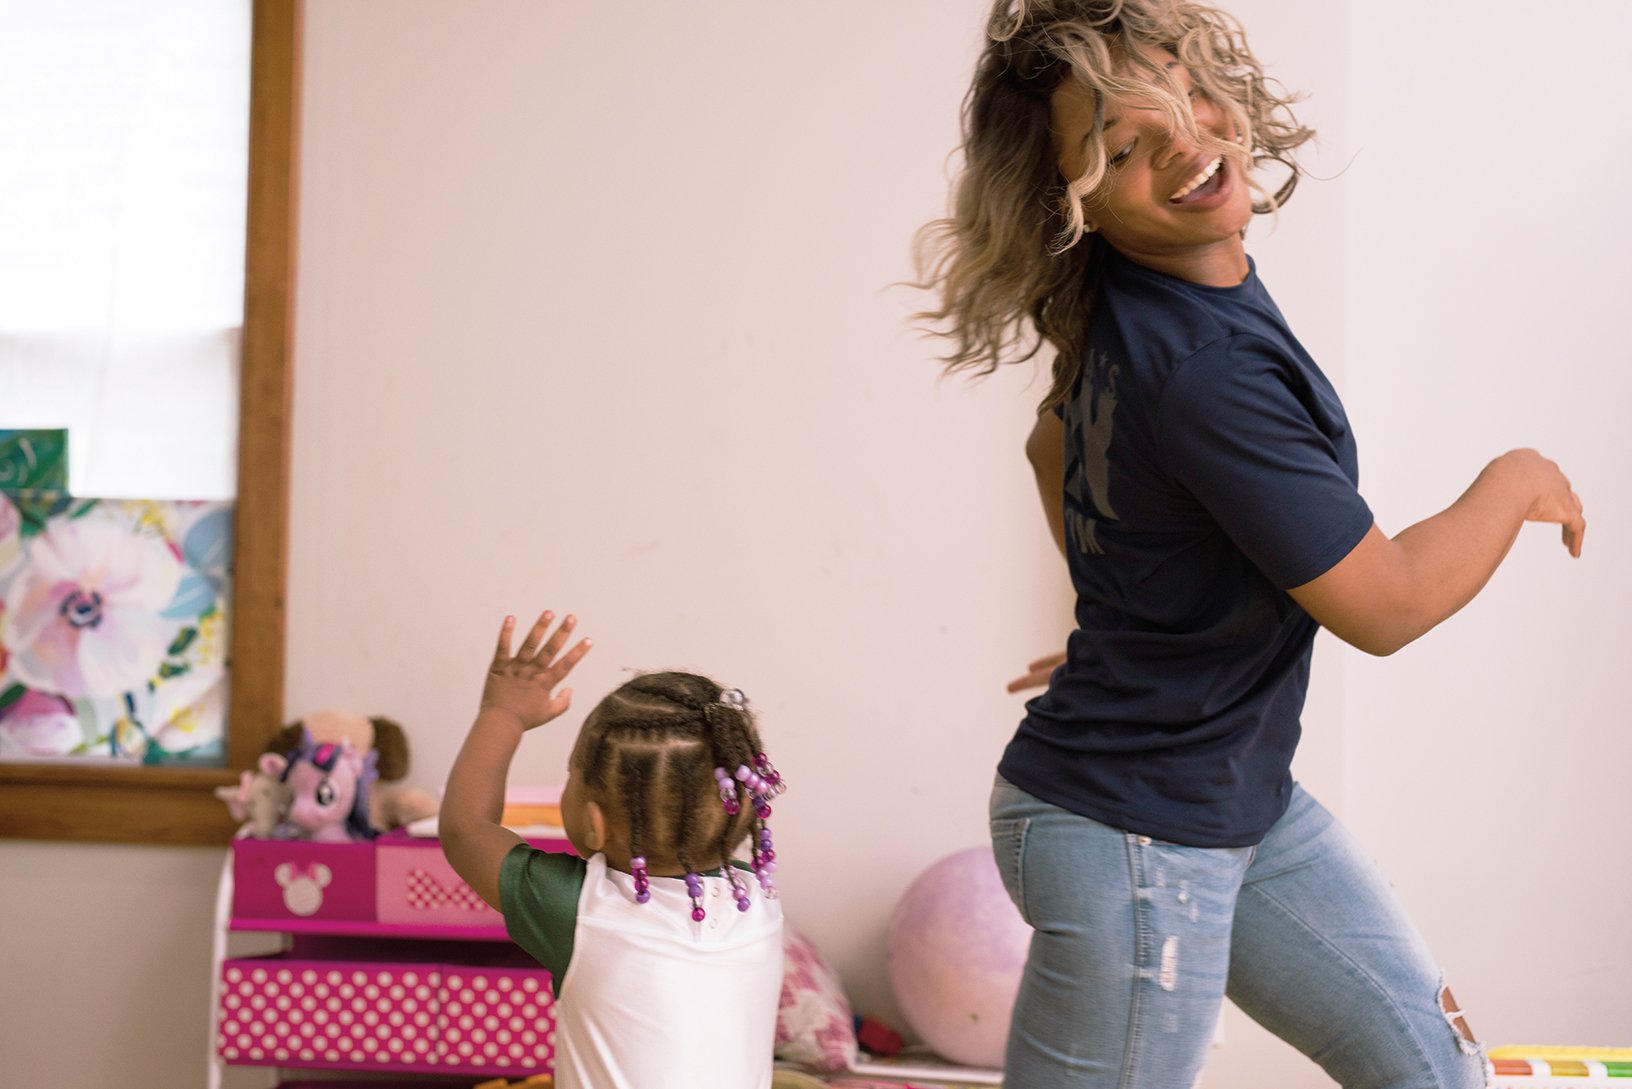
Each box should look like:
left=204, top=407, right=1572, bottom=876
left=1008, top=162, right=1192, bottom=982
left=257, top=725, right=380, bottom=841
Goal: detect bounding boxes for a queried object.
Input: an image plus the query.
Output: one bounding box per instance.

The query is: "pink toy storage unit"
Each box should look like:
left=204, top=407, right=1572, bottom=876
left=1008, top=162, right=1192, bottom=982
left=209, top=831, right=571, bottom=1087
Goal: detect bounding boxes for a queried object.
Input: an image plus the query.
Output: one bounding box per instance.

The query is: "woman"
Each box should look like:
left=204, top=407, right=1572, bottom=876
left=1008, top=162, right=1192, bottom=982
left=916, top=2, right=1584, bottom=1087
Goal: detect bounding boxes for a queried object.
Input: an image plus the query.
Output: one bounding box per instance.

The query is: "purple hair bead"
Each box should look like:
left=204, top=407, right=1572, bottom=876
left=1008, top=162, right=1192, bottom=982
left=714, top=766, right=741, bottom=814
left=630, top=855, right=651, bottom=905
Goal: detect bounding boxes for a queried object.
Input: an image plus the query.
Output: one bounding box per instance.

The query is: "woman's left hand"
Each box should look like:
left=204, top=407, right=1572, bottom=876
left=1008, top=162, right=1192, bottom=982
left=1007, top=650, right=1066, bottom=693
left=480, top=610, right=593, bottom=729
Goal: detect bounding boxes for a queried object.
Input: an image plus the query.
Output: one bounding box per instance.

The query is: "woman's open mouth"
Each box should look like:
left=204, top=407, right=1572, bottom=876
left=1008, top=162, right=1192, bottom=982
left=1169, top=156, right=1227, bottom=204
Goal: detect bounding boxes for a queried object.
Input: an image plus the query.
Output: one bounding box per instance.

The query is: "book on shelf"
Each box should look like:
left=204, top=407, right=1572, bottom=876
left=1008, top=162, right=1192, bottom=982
left=843, top=1047, right=1003, bottom=1086
left=1489, top=1044, right=1632, bottom=1086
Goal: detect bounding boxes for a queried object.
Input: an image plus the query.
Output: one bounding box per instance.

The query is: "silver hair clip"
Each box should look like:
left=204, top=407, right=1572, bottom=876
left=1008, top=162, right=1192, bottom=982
left=719, top=688, right=747, bottom=710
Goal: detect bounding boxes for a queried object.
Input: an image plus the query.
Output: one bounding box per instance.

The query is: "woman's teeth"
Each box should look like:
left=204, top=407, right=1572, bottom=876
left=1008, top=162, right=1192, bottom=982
left=1170, top=156, right=1223, bottom=202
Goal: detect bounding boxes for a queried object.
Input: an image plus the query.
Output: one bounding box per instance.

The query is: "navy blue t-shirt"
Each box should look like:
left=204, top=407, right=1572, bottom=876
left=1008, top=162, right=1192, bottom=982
left=997, top=246, right=1373, bottom=847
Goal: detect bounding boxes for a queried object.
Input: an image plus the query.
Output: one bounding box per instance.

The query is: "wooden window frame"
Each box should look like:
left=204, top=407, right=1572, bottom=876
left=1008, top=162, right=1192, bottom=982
left=0, top=0, right=300, bottom=845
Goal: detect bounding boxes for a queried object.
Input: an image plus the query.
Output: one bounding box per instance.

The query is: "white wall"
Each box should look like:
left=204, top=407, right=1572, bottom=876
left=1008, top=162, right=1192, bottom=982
left=1, top=3, right=1626, bottom=1086
left=1339, top=0, right=1632, bottom=1052
left=284, top=0, right=1049, bottom=1038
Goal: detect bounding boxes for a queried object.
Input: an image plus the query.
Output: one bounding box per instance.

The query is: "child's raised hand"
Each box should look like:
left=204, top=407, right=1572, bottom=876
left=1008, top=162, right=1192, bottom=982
left=481, top=611, right=592, bottom=730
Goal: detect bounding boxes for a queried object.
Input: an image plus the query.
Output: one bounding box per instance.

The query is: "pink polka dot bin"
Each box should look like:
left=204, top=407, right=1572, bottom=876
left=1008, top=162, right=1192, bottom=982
left=217, top=959, right=556, bottom=1075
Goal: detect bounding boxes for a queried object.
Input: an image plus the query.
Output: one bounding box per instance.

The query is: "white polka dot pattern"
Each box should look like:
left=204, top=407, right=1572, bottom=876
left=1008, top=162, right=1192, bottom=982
left=217, top=959, right=555, bottom=1075
left=437, top=968, right=557, bottom=1069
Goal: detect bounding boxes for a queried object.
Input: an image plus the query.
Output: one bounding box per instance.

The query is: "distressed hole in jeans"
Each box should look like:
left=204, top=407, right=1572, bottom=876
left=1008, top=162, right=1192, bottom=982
left=1438, top=982, right=1480, bottom=1056
left=1159, top=936, right=1179, bottom=991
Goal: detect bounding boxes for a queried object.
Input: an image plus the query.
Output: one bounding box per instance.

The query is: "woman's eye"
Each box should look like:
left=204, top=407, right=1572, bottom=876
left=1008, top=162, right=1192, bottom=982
left=1109, top=143, right=1134, bottom=166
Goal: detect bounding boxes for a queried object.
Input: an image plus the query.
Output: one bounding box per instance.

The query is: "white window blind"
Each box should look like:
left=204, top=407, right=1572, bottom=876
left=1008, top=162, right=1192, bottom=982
left=0, top=0, right=252, bottom=499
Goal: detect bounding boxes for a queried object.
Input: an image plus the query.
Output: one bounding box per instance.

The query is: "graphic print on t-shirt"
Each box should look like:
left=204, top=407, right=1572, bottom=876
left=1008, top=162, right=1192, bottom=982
left=1064, top=348, right=1120, bottom=555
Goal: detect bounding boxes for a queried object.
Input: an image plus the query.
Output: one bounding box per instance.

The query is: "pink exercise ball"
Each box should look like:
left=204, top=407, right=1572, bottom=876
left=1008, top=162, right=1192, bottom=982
left=886, top=846, right=1030, bottom=1069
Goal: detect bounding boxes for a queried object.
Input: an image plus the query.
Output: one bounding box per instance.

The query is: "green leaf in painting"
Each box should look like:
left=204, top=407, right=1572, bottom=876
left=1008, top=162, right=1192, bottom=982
left=11, top=492, right=83, bottom=538
left=0, top=431, right=68, bottom=491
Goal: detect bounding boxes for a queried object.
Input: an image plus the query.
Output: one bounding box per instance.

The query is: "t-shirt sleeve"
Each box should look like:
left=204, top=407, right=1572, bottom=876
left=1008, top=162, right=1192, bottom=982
left=498, top=844, right=587, bottom=983
left=1157, top=335, right=1373, bottom=589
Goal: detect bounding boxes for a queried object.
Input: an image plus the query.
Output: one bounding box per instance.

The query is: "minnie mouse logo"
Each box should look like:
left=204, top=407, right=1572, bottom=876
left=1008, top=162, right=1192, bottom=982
left=273, top=861, right=333, bottom=916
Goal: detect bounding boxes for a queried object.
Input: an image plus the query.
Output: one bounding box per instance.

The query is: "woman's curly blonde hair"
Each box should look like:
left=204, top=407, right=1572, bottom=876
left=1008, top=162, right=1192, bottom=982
left=915, top=0, right=1314, bottom=410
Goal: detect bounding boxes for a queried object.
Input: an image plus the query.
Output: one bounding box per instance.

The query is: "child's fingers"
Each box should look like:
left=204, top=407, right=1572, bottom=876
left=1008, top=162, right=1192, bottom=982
left=516, top=610, right=556, bottom=658
left=546, top=637, right=593, bottom=681
left=537, top=614, right=576, bottom=661
left=493, top=615, right=516, bottom=659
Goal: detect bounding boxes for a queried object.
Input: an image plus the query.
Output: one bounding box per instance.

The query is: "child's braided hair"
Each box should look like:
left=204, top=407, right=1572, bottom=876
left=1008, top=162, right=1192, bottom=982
left=577, top=671, right=785, bottom=920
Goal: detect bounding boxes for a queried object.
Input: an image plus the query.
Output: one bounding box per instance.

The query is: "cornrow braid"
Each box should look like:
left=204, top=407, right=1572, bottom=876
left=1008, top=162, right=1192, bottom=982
left=622, top=750, right=655, bottom=904
left=574, top=671, right=786, bottom=920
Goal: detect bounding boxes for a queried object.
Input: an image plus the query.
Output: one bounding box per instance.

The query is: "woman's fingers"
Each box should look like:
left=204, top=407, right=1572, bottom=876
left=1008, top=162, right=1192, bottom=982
left=1007, top=650, right=1067, bottom=690
left=1564, top=515, right=1586, bottom=558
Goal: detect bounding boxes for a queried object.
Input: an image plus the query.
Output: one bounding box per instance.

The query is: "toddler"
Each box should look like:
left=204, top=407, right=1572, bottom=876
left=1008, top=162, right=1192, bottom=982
left=442, top=610, right=787, bottom=1089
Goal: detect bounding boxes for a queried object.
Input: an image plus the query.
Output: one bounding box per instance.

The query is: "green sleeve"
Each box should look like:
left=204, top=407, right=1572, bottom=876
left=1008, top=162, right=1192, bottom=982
left=498, top=843, right=586, bottom=994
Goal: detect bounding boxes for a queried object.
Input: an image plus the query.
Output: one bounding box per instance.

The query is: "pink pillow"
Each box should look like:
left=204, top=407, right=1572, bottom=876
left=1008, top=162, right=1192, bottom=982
left=776, top=929, right=859, bottom=1072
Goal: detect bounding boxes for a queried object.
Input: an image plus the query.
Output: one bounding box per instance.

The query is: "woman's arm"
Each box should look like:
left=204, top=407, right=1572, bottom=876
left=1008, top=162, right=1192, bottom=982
left=1289, top=448, right=1585, bottom=656
left=1007, top=412, right=1072, bottom=693
left=442, top=612, right=591, bottom=910
left=1027, top=410, right=1067, bottom=558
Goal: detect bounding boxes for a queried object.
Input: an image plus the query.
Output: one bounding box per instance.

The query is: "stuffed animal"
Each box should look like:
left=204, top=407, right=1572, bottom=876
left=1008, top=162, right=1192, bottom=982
left=264, top=711, right=439, bottom=832
left=258, top=727, right=378, bottom=842
left=214, top=768, right=292, bottom=838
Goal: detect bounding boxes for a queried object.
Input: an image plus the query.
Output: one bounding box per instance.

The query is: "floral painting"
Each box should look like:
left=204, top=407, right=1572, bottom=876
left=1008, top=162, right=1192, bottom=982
left=0, top=490, right=232, bottom=765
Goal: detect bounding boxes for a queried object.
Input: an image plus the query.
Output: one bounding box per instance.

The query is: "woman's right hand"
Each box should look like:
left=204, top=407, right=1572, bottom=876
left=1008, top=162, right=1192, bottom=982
left=1501, top=448, right=1586, bottom=557
left=1007, top=650, right=1067, bottom=693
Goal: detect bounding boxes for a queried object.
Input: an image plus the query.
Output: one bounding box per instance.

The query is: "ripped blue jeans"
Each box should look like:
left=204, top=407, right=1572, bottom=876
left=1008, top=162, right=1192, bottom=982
left=989, top=777, right=1488, bottom=1089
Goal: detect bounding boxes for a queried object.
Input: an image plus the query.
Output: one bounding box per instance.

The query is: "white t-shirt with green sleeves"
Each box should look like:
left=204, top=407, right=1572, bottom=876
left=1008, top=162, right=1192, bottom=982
left=500, top=844, right=784, bottom=1089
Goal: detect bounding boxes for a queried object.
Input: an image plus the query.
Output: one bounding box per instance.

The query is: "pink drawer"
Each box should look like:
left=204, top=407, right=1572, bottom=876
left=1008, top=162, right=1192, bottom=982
left=217, top=958, right=441, bottom=1071
left=376, top=840, right=500, bottom=930
left=232, top=839, right=377, bottom=924
left=374, top=835, right=574, bottom=932
left=218, top=956, right=555, bottom=1076
left=437, top=965, right=557, bottom=1072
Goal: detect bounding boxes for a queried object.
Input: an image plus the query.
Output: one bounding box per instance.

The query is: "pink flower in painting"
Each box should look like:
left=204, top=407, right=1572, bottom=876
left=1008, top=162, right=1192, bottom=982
left=1, top=516, right=182, bottom=699
left=0, top=689, right=81, bottom=757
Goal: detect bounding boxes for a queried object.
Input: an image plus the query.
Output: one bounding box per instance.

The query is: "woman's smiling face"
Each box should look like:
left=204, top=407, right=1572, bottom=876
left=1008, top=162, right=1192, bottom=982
left=1050, top=42, right=1254, bottom=284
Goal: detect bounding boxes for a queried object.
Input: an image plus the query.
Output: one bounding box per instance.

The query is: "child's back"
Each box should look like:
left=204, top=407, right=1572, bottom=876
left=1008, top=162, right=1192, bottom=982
left=442, top=611, right=788, bottom=1089
left=506, top=850, right=783, bottom=1088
